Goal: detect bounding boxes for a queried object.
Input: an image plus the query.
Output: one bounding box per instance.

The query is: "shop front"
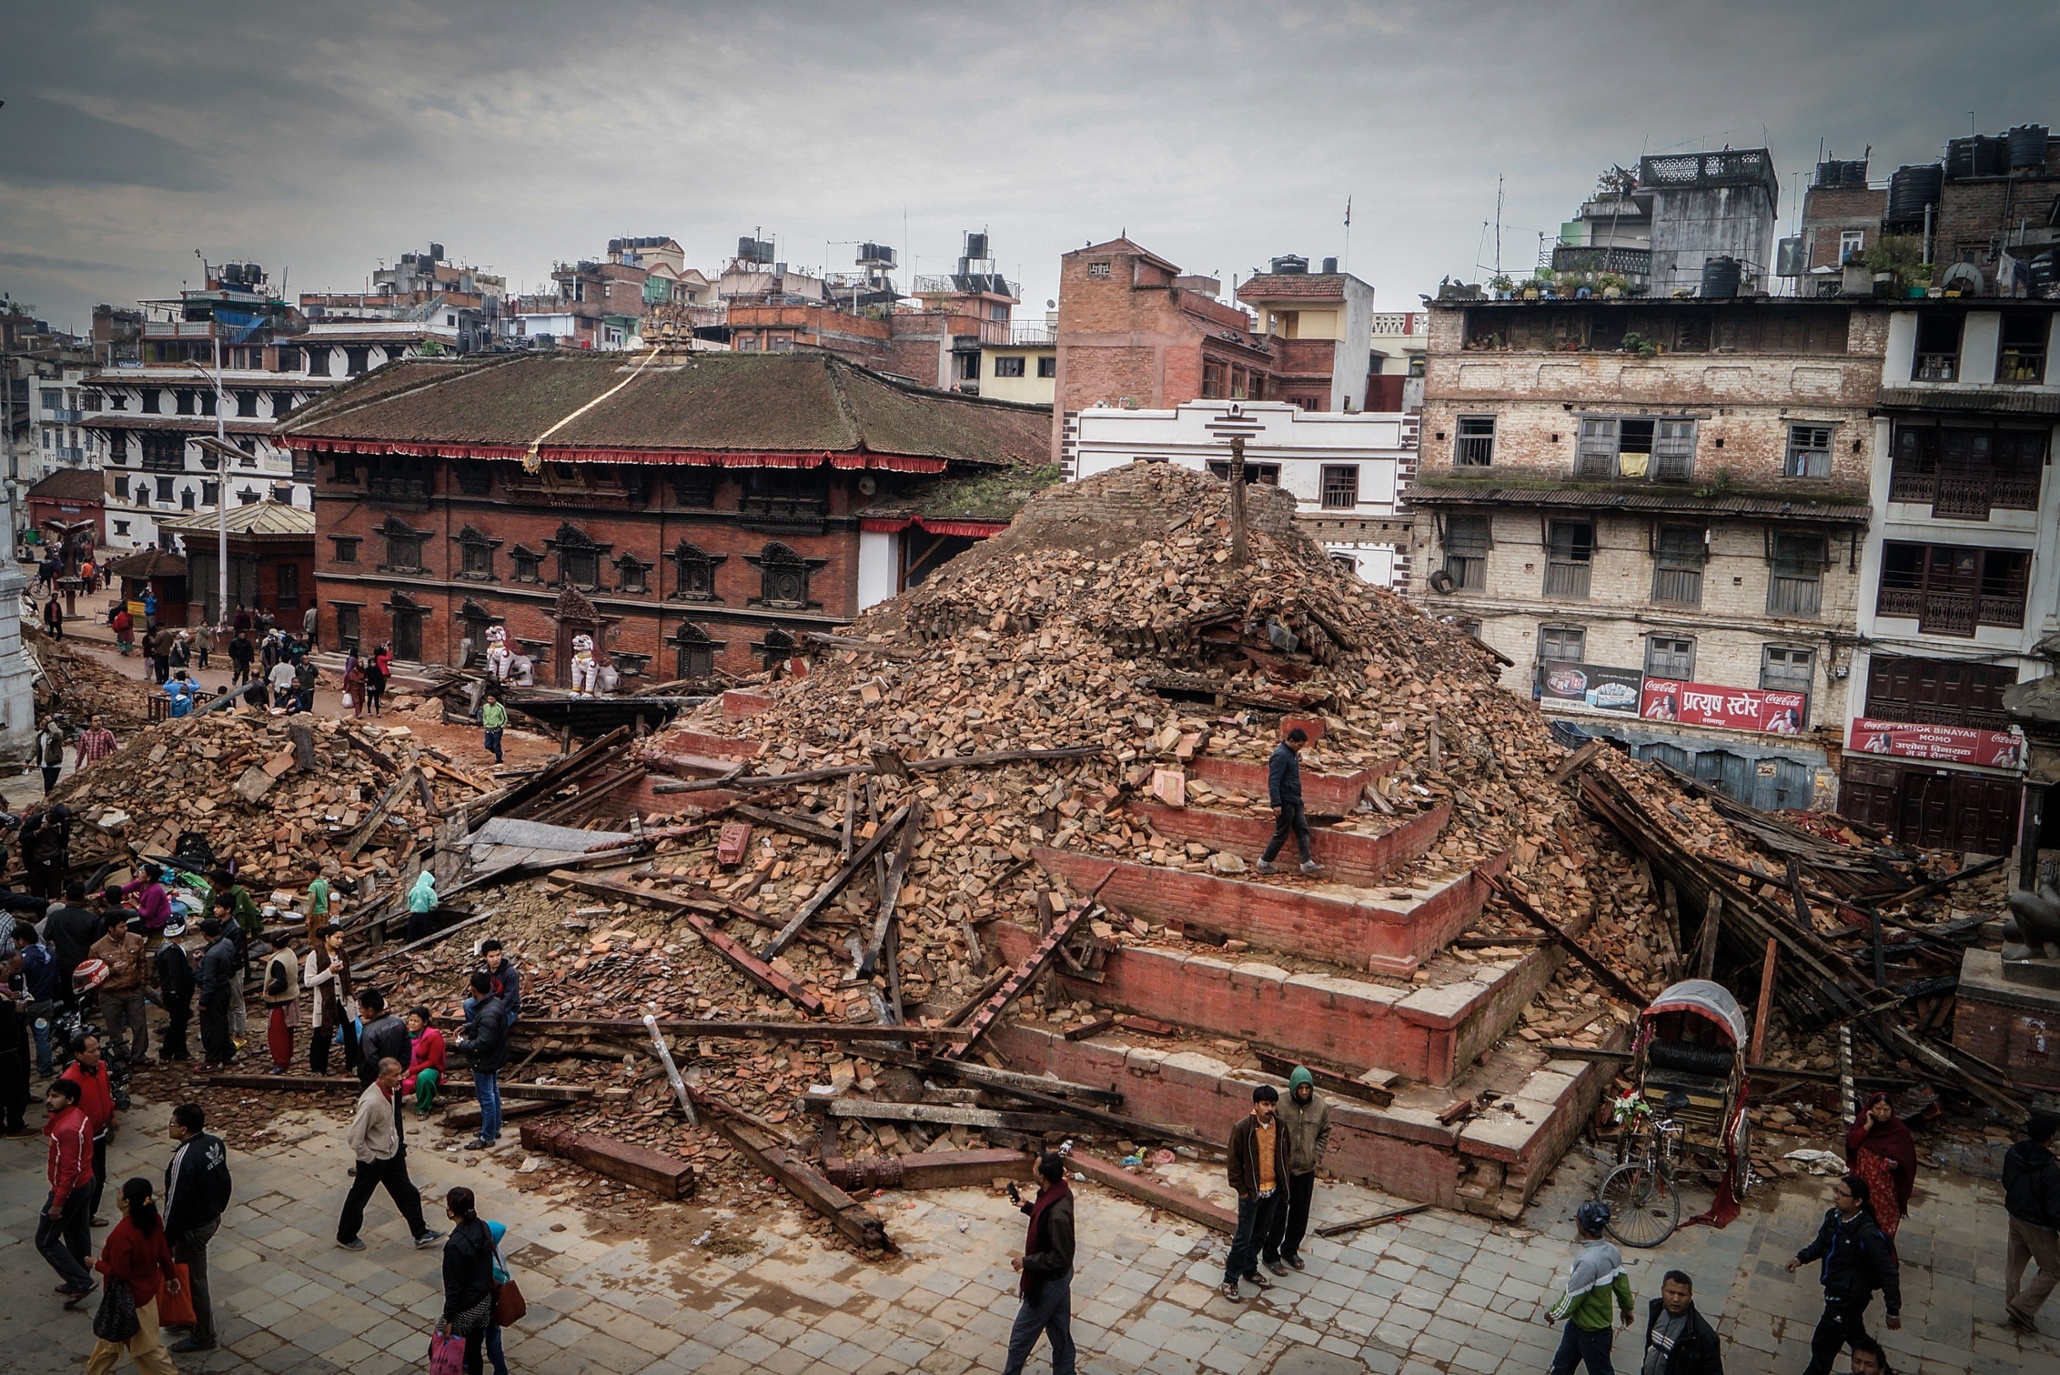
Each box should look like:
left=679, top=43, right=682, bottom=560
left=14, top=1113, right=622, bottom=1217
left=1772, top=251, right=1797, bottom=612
left=1838, top=718, right=2025, bottom=855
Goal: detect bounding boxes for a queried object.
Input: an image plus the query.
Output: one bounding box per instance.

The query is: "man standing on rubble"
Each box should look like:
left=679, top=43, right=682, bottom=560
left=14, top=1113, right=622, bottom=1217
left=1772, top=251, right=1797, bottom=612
left=195, top=921, right=239, bottom=1069
left=1544, top=1201, right=1634, bottom=1375
left=455, top=971, right=509, bottom=1150
left=1263, top=1066, right=1330, bottom=1275
left=355, top=990, right=412, bottom=1088
left=1256, top=728, right=1319, bottom=876
left=1002, top=1151, right=1075, bottom=1375
left=1223, top=1085, right=1285, bottom=1302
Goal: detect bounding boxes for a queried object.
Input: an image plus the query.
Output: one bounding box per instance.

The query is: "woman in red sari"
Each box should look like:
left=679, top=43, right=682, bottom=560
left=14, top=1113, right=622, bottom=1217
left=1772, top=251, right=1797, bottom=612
left=1845, top=1091, right=1919, bottom=1239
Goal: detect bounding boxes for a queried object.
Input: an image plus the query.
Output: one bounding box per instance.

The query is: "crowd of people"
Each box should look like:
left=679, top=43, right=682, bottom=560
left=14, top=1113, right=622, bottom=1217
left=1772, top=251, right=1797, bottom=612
left=1, top=856, right=529, bottom=1371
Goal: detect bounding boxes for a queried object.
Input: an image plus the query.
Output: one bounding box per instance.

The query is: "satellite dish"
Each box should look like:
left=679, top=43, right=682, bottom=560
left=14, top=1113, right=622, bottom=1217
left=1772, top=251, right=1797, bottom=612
left=1047, top=299, right=1056, bottom=309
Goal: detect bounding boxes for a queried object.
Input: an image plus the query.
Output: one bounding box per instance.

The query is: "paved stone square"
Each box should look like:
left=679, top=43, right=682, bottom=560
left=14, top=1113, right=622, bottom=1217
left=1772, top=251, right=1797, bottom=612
left=2, top=1091, right=2054, bottom=1374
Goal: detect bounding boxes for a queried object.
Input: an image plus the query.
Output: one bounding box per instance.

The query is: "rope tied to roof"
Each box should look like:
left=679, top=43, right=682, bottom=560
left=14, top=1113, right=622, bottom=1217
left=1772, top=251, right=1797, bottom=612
left=522, top=346, right=665, bottom=473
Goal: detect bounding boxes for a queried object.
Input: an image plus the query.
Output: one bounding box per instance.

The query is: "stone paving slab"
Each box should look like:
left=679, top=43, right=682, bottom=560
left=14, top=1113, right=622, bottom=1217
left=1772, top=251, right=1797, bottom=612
left=3, top=1091, right=2058, bottom=1374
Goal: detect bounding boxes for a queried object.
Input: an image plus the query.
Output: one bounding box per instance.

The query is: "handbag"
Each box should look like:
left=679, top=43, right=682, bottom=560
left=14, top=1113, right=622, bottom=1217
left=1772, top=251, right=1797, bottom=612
left=491, top=1245, right=526, bottom=1325
left=158, top=1265, right=198, bottom=1328
left=92, top=1277, right=140, bottom=1344
left=428, top=1330, right=466, bottom=1375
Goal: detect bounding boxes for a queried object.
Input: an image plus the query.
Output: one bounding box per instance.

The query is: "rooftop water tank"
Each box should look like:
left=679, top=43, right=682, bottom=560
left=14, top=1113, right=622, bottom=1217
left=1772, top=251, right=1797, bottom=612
left=2008, top=125, right=2051, bottom=171
left=1699, top=256, right=1741, bottom=299
left=1886, top=164, right=1943, bottom=225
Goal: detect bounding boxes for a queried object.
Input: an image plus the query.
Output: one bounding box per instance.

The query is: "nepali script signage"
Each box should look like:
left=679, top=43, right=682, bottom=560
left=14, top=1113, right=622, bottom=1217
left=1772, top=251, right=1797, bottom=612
left=1540, top=661, right=1645, bottom=714
left=1640, top=679, right=1809, bottom=735
left=1848, top=718, right=2025, bottom=769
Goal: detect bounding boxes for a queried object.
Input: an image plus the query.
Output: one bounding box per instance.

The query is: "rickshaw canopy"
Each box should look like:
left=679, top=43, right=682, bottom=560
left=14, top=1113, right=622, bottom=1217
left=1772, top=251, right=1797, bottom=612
left=1641, top=979, right=1747, bottom=1048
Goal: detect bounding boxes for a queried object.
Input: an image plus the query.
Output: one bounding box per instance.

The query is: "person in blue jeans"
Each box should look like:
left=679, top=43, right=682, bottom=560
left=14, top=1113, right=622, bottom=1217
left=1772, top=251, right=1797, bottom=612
left=484, top=1218, right=513, bottom=1375
left=455, top=972, right=508, bottom=1150
left=1544, top=1201, right=1634, bottom=1374
left=17, top=926, right=62, bottom=1076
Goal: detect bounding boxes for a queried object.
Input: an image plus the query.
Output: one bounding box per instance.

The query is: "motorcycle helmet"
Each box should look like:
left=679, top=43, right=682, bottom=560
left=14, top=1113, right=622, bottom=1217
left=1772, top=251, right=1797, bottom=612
left=72, top=958, right=111, bottom=994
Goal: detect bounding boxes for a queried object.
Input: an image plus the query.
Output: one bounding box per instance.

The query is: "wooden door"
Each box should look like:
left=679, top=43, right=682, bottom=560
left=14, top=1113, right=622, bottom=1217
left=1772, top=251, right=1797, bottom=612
left=392, top=610, right=423, bottom=662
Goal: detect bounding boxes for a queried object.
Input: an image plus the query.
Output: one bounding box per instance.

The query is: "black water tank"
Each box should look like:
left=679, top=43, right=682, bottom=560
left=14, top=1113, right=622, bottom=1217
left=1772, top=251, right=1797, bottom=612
left=1815, top=158, right=1868, bottom=187
left=1886, top=164, right=1943, bottom=224
left=2009, top=124, right=2051, bottom=170
left=1948, top=135, right=2010, bottom=178
left=1700, top=256, right=1741, bottom=299
left=1322, top=256, right=1338, bottom=274
left=1270, top=255, right=1308, bottom=275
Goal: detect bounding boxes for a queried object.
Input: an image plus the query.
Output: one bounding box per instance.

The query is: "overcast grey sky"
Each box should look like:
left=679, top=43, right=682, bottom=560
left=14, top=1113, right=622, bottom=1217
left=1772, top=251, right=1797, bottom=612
left=3, top=0, right=2058, bottom=333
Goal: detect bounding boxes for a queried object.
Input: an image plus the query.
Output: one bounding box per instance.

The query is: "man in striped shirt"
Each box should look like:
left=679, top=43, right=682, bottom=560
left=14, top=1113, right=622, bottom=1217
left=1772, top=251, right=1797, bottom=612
left=73, top=716, right=117, bottom=769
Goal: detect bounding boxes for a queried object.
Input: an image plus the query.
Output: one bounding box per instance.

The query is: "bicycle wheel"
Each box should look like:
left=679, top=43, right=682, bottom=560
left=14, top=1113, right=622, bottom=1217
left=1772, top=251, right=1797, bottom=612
left=1599, top=1163, right=1680, bottom=1247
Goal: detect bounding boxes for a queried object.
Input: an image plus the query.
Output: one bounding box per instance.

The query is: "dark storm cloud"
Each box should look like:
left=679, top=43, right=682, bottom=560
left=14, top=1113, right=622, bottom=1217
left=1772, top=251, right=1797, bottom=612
left=3, top=0, right=2058, bottom=331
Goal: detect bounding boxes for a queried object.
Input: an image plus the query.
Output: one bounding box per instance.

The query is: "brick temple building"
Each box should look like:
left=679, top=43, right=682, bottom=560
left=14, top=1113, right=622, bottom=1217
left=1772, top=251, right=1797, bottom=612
left=277, top=351, right=1049, bottom=685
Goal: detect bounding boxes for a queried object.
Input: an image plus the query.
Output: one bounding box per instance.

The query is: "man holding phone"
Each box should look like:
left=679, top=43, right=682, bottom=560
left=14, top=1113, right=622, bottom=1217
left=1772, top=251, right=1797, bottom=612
left=1002, top=1153, right=1075, bottom=1375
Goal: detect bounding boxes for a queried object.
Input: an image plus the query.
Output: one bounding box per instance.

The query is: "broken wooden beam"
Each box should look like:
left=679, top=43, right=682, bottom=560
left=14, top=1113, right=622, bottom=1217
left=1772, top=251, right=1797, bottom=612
left=1314, top=1203, right=1430, bottom=1239
left=802, top=1097, right=1082, bottom=1134
left=495, top=1016, right=973, bottom=1044
left=204, top=1074, right=593, bottom=1102
left=440, top=1098, right=561, bottom=1134
left=1548, top=739, right=1608, bottom=787
left=862, top=799, right=923, bottom=978
left=689, top=1087, right=895, bottom=1252
left=1065, top=1149, right=1236, bottom=1234
left=941, top=868, right=1112, bottom=1061
left=351, top=910, right=495, bottom=972
left=547, top=871, right=827, bottom=1016
left=1062, top=1015, right=1119, bottom=1042
left=518, top=1120, right=696, bottom=1200
left=820, top=1149, right=1030, bottom=1192
left=1249, top=1050, right=1395, bottom=1109
left=652, top=744, right=1107, bottom=794
left=854, top=1046, right=1126, bottom=1108
left=762, top=801, right=914, bottom=958
left=729, top=805, right=844, bottom=847
left=343, top=766, right=421, bottom=860
left=1486, top=875, right=1653, bottom=1006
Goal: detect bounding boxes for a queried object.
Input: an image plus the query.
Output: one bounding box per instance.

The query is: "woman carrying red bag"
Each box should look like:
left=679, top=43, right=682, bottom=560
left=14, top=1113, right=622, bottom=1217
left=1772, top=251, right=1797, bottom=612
left=85, top=1177, right=182, bottom=1375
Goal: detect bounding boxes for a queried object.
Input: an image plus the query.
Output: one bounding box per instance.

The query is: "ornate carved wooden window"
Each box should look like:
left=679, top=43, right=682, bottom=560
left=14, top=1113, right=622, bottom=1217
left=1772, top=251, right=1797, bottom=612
left=668, top=542, right=726, bottom=602
left=377, top=515, right=430, bottom=573
left=613, top=552, right=653, bottom=595
left=510, top=545, right=542, bottom=584
left=750, top=541, right=820, bottom=609
left=455, top=525, right=500, bottom=580
left=674, top=622, right=723, bottom=679
left=545, top=522, right=608, bottom=590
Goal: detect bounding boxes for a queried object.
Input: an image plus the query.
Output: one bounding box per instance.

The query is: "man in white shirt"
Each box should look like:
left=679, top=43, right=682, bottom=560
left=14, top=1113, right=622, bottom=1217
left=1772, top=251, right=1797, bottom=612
left=334, top=1058, right=441, bottom=1251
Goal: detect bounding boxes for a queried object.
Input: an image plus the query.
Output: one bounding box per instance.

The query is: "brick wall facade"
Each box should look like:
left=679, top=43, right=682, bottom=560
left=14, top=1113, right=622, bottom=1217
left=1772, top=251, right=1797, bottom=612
left=310, top=454, right=885, bottom=684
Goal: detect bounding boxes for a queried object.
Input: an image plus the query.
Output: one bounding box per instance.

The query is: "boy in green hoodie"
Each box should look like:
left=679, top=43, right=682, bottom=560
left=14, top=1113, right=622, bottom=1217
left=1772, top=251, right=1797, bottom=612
left=1263, top=1066, right=1332, bottom=1273
left=1545, top=1201, right=1634, bottom=1374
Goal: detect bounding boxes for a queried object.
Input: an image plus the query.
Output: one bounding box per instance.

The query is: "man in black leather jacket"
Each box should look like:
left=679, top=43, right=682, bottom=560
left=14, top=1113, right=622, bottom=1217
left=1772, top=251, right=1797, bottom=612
left=163, top=1103, right=232, bottom=1352
left=1640, top=1270, right=1723, bottom=1375
left=1787, top=1175, right=1901, bottom=1375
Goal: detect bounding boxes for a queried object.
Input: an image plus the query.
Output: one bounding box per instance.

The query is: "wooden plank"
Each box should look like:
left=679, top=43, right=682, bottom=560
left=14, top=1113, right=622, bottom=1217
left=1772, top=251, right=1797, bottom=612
left=821, top=1149, right=1030, bottom=1192
left=1248, top=1050, right=1395, bottom=1109
left=352, top=910, right=495, bottom=972
left=862, top=800, right=923, bottom=978
left=1487, top=875, right=1653, bottom=1006
left=1750, top=935, right=1779, bottom=1064
left=495, top=1016, right=973, bottom=1043
left=761, top=801, right=913, bottom=958
left=343, top=766, right=420, bottom=860
left=941, top=868, right=1113, bottom=1061
left=1314, top=1203, right=1430, bottom=1238
left=652, top=745, right=1106, bottom=794
left=804, top=1098, right=1082, bottom=1133
left=471, top=726, right=631, bottom=825
left=441, top=1098, right=561, bottom=1133
left=1548, top=739, right=1607, bottom=787
left=1062, top=1015, right=1118, bottom=1042
left=518, top=1121, right=696, bottom=1200
left=689, top=1088, right=894, bottom=1252
left=729, top=805, right=843, bottom=847
left=854, top=1046, right=1126, bottom=1108
left=545, top=870, right=826, bottom=1015
left=1067, top=1149, right=1236, bottom=1234
left=204, top=1074, right=593, bottom=1102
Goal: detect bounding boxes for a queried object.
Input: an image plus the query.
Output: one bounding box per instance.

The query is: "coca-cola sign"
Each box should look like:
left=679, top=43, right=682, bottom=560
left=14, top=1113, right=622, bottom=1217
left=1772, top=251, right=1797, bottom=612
left=1848, top=718, right=2024, bottom=769
left=1639, top=679, right=1809, bottom=735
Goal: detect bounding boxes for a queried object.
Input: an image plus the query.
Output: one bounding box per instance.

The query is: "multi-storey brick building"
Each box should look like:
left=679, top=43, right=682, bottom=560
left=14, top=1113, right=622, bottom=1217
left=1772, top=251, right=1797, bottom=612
left=1408, top=295, right=1889, bottom=808
left=1050, top=238, right=1377, bottom=470
left=1845, top=300, right=2060, bottom=856
left=277, top=351, right=1049, bottom=683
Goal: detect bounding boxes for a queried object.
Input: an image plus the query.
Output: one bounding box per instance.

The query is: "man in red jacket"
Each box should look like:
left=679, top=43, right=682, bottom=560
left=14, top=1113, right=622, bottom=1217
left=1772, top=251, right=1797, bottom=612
left=59, top=1031, right=118, bottom=1224
left=39, top=1077, right=96, bottom=1301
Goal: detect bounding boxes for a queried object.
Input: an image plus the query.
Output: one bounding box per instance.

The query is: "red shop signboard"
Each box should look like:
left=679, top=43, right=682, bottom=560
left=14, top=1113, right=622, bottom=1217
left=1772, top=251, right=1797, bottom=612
left=1640, top=679, right=1809, bottom=735
left=1848, top=718, right=2025, bottom=769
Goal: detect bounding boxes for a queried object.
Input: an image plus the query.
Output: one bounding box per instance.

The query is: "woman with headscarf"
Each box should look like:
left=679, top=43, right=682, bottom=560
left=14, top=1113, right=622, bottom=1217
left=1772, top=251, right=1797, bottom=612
left=1845, top=1091, right=1919, bottom=1240
left=404, top=870, right=440, bottom=944
left=342, top=649, right=366, bottom=719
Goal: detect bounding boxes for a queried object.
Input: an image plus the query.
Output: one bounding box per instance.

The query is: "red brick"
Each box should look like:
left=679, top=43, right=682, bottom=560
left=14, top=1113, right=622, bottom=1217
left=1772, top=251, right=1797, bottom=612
left=1189, top=756, right=1389, bottom=814
left=1127, top=800, right=1450, bottom=887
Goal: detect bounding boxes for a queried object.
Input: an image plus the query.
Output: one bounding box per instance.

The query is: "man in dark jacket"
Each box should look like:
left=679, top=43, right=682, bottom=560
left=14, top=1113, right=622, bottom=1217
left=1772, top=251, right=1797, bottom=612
left=356, top=989, right=412, bottom=1087
left=479, top=939, right=521, bottom=1025
left=1786, top=1174, right=1901, bottom=1375
left=155, top=936, right=196, bottom=1062
left=1002, top=1152, right=1075, bottom=1375
left=195, top=920, right=240, bottom=1068
left=1256, top=728, right=1318, bottom=875
left=1223, top=1084, right=1285, bottom=1302
left=1641, top=1270, right=1723, bottom=1375
left=2005, top=1110, right=2060, bottom=1332
left=455, top=972, right=509, bottom=1150
left=163, top=1102, right=232, bottom=1352
left=42, top=882, right=102, bottom=1005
